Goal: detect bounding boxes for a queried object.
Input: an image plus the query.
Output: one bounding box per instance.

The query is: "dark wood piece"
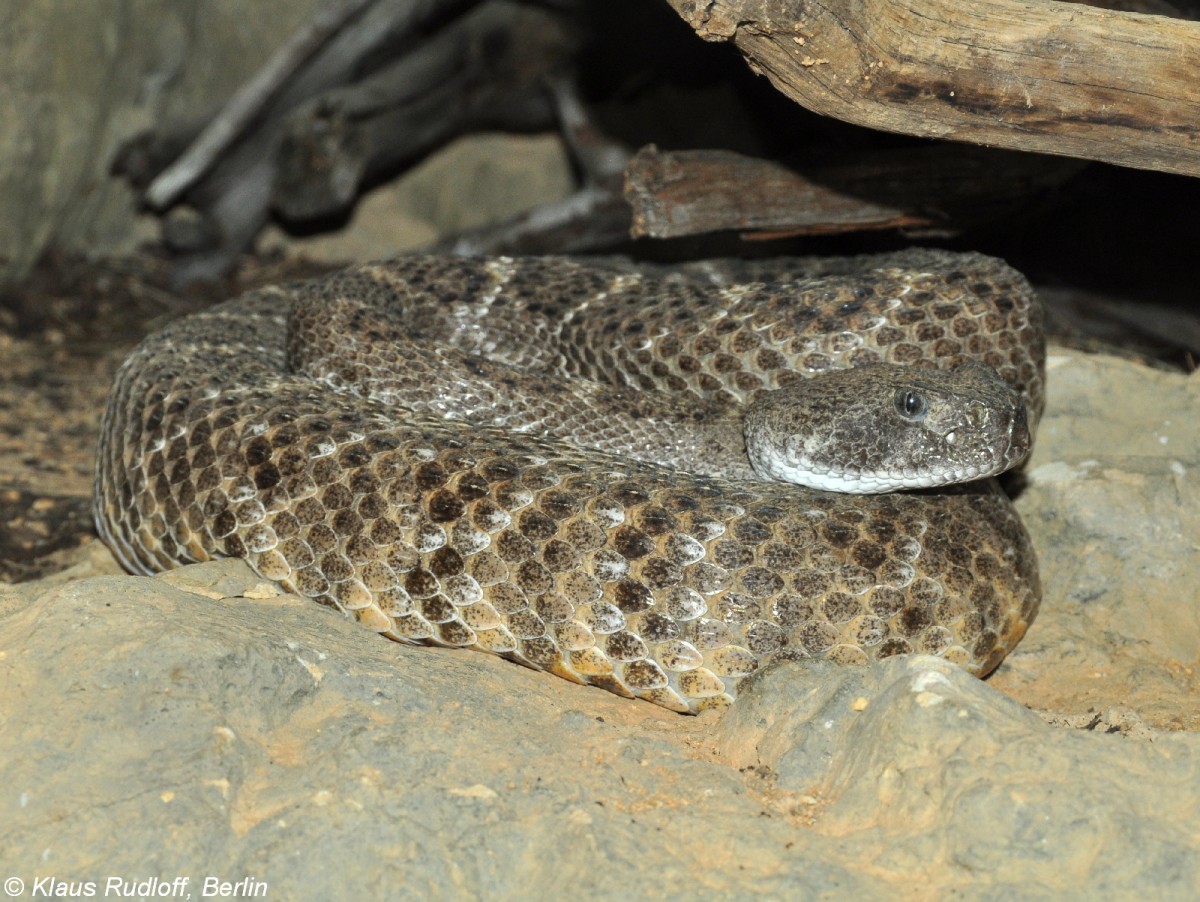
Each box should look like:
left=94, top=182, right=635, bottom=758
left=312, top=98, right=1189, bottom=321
left=624, top=144, right=1082, bottom=239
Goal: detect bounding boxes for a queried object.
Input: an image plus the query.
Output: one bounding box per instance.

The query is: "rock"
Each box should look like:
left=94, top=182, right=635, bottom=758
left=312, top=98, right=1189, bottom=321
left=1, top=560, right=1197, bottom=897
left=1, top=562, right=881, bottom=897
left=721, top=657, right=1200, bottom=893
left=996, top=350, right=1200, bottom=730
left=0, top=1, right=321, bottom=282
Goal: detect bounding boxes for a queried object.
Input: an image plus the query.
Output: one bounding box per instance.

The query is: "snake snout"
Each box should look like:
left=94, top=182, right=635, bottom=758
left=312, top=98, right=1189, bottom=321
left=1005, top=406, right=1032, bottom=466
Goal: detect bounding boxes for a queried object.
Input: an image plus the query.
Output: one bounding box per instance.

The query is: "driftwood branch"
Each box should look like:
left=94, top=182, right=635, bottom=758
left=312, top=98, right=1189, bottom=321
left=423, top=78, right=634, bottom=255
left=112, top=0, right=573, bottom=285
left=667, top=0, right=1200, bottom=177
left=627, top=145, right=928, bottom=238
left=429, top=184, right=633, bottom=255
left=271, top=5, right=566, bottom=221
left=144, top=0, right=381, bottom=209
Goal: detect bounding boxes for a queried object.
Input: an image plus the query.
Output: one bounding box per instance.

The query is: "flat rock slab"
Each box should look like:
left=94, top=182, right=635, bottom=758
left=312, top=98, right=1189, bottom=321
left=997, top=350, right=1200, bottom=729
left=2, top=561, right=1198, bottom=898
left=3, top=347, right=1199, bottom=896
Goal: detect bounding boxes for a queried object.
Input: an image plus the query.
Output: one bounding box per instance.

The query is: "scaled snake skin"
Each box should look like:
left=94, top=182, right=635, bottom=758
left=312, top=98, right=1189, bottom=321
left=95, top=249, right=1043, bottom=713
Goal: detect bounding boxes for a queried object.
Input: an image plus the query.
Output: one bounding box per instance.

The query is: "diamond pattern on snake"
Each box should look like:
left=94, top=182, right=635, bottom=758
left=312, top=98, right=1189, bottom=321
left=94, top=248, right=1043, bottom=713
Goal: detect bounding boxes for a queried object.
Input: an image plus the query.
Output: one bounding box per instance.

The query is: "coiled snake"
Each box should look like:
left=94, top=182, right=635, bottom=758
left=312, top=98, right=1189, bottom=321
left=94, top=249, right=1043, bottom=713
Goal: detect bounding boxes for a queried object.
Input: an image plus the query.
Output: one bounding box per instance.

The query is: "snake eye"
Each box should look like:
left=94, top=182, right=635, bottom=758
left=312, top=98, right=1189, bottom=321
left=894, top=388, right=928, bottom=421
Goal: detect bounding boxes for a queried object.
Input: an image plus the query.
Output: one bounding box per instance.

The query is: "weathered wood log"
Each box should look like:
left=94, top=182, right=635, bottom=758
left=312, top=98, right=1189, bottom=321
left=111, top=0, right=575, bottom=285
left=667, top=0, right=1200, bottom=177
left=627, top=145, right=927, bottom=238
left=624, top=144, right=1082, bottom=239
left=272, top=3, right=571, bottom=222
left=144, top=0, right=483, bottom=211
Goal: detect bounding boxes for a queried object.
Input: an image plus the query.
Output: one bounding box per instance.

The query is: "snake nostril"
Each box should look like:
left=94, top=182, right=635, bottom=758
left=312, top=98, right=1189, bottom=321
left=1008, top=413, right=1032, bottom=460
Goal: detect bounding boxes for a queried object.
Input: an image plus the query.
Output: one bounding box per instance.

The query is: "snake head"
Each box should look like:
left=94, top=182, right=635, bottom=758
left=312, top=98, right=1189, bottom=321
left=743, top=362, right=1031, bottom=494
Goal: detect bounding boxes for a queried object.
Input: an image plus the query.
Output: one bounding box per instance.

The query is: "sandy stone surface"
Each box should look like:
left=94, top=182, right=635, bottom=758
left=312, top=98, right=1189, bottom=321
left=3, top=560, right=1198, bottom=899
left=996, top=351, right=1200, bottom=730
left=2, top=346, right=1198, bottom=897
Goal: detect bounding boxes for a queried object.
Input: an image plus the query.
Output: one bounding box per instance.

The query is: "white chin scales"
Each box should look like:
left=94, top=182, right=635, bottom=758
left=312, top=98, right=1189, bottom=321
left=791, top=470, right=942, bottom=494
left=752, top=457, right=983, bottom=494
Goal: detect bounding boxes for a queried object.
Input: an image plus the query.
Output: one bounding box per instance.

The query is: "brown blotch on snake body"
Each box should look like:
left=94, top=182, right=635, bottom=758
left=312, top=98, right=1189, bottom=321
left=95, top=249, right=1043, bottom=713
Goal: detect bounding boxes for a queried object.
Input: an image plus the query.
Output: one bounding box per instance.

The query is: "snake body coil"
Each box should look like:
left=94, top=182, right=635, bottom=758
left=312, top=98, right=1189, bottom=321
left=95, top=250, right=1043, bottom=713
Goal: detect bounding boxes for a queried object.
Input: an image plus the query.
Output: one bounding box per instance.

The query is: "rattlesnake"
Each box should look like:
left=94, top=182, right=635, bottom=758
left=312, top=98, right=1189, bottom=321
left=94, top=249, right=1043, bottom=713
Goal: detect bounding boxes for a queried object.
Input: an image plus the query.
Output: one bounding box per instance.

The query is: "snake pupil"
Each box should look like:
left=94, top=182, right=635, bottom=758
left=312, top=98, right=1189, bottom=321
left=894, top=388, right=928, bottom=420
